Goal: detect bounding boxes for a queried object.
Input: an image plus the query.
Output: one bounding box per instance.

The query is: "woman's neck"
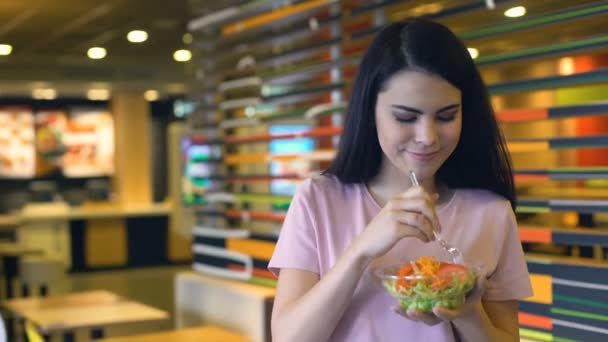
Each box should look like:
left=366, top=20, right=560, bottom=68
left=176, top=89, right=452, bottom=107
left=367, top=163, right=440, bottom=206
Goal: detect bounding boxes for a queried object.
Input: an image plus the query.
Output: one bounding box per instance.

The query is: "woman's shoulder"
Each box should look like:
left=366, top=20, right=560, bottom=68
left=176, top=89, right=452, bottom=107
left=296, top=174, right=362, bottom=200
left=453, top=188, right=511, bottom=212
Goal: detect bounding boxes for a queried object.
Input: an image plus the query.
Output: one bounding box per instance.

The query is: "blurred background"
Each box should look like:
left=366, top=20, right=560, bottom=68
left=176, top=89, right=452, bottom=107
left=0, top=1, right=608, bottom=341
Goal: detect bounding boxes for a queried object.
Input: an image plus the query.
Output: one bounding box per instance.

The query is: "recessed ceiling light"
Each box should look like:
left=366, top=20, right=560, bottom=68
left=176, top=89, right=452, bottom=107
left=127, top=30, right=148, bottom=43
left=144, top=90, right=159, bottom=101
left=0, top=44, right=12, bottom=56
left=182, top=33, right=193, bottom=44
left=87, top=47, right=107, bottom=60
left=504, top=6, right=526, bottom=18
left=173, top=49, right=192, bottom=62
left=87, top=89, right=110, bottom=101
left=467, top=47, right=479, bottom=59
left=32, top=88, right=57, bottom=100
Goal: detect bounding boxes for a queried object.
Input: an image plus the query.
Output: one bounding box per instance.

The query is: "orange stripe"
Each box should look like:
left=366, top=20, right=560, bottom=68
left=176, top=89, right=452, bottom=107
left=225, top=210, right=286, bottom=222
left=519, top=312, right=553, bottom=330
left=496, top=109, right=548, bottom=122
left=514, top=174, right=550, bottom=182
left=225, top=127, right=343, bottom=144
left=228, top=264, right=276, bottom=279
left=519, top=227, right=552, bottom=243
left=222, top=0, right=335, bottom=36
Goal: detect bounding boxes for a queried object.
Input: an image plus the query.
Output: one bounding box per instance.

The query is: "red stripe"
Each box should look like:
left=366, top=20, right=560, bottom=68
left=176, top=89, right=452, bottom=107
left=519, top=226, right=553, bottom=243
left=496, top=109, right=548, bottom=122
left=228, top=264, right=276, bottom=279
left=519, top=312, right=553, bottom=330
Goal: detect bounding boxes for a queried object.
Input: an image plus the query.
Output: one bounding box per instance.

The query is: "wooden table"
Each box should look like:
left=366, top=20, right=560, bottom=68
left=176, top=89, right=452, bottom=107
left=2, top=290, right=122, bottom=316
left=0, top=242, right=43, bottom=299
left=99, top=326, right=252, bottom=342
left=2, top=290, right=168, bottom=342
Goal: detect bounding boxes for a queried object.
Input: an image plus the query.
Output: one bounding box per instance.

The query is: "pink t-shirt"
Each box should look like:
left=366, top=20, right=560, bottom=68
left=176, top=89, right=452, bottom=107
left=269, top=175, right=533, bottom=342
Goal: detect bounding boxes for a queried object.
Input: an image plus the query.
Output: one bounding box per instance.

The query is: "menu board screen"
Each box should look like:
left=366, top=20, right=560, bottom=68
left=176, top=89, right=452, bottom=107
left=0, top=107, right=36, bottom=178
left=35, top=110, right=68, bottom=176
left=62, top=108, right=114, bottom=177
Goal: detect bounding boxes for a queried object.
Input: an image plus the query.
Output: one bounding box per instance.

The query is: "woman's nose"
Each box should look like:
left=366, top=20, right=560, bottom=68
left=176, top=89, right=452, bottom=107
left=414, top=121, right=438, bottom=145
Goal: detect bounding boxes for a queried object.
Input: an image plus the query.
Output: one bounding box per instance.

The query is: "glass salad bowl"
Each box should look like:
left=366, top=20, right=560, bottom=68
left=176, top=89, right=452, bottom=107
left=375, top=256, right=480, bottom=313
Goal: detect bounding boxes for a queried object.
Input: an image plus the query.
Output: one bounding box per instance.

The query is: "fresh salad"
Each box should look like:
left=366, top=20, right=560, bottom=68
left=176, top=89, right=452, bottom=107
left=382, top=256, right=476, bottom=313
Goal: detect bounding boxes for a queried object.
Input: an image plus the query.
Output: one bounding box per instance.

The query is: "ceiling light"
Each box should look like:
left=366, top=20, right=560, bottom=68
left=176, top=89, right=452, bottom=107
left=467, top=47, right=479, bottom=59
left=504, top=6, right=526, bottom=18
left=87, top=89, right=110, bottom=101
left=144, top=90, right=159, bottom=101
left=182, top=33, right=193, bottom=44
left=0, top=44, right=12, bottom=56
left=173, top=49, right=192, bottom=62
left=127, top=30, right=148, bottom=43
left=32, top=88, right=57, bottom=100
left=87, top=47, right=107, bottom=59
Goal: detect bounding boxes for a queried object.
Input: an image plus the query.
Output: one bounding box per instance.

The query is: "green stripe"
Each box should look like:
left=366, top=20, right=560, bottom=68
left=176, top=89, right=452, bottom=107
left=520, top=328, right=553, bottom=341
left=555, top=337, right=578, bottom=342
left=517, top=206, right=551, bottom=213
left=554, top=167, right=608, bottom=172
left=461, top=3, right=608, bottom=40
left=477, top=34, right=608, bottom=65
left=235, top=194, right=292, bottom=205
left=554, top=294, right=608, bottom=311
left=552, top=308, right=608, bottom=321
left=249, top=276, right=277, bottom=287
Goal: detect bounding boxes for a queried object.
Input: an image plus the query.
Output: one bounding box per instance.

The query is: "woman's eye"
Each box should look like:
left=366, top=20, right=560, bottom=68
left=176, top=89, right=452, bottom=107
left=393, top=114, right=417, bottom=123
left=437, top=112, right=457, bottom=122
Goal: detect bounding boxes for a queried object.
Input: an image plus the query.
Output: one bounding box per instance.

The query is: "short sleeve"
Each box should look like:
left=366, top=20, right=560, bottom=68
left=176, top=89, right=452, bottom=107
left=268, top=179, right=319, bottom=277
left=483, top=202, right=534, bottom=301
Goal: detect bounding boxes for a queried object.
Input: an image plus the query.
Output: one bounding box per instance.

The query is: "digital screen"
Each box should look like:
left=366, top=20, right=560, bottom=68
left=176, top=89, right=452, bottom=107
left=181, top=134, right=221, bottom=205
left=269, top=124, right=314, bottom=196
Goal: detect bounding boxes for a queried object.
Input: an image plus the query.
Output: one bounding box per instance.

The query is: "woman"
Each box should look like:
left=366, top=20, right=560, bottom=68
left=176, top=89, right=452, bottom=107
left=268, top=18, right=532, bottom=342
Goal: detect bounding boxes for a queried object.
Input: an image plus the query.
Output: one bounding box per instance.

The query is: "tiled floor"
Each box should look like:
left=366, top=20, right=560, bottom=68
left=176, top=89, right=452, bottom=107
left=4, top=265, right=190, bottom=342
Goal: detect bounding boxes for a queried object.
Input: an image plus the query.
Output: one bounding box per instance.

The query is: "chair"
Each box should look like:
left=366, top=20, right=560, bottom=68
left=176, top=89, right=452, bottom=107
left=19, top=256, right=64, bottom=297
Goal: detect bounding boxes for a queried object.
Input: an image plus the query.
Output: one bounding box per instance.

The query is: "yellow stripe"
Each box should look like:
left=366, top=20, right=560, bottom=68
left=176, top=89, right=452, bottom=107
left=523, top=274, right=553, bottom=304
left=222, top=0, right=335, bottom=36
left=227, top=239, right=276, bottom=260
left=507, top=141, right=550, bottom=153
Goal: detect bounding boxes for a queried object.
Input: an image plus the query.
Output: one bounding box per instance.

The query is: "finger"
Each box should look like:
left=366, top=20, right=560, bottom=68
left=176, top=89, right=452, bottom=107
left=406, top=309, right=441, bottom=326
left=433, top=306, right=461, bottom=321
left=397, top=223, right=430, bottom=242
left=390, top=198, right=440, bottom=234
left=467, top=276, right=486, bottom=301
left=392, top=210, right=434, bottom=241
left=392, top=306, right=409, bottom=318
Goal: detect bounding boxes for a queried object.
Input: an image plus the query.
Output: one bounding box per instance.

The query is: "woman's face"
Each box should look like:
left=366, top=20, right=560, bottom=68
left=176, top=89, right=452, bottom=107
left=375, top=70, right=462, bottom=183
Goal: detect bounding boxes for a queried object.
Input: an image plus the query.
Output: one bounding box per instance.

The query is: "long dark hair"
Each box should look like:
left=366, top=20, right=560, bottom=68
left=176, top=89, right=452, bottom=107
left=325, top=18, right=516, bottom=209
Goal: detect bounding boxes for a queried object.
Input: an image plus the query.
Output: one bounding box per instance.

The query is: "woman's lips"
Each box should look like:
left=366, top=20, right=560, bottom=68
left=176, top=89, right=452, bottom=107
left=407, top=151, right=439, bottom=161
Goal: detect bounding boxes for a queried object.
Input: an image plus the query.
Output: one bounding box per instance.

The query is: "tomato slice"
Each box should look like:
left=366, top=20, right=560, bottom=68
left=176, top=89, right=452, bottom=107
left=432, top=263, right=469, bottom=290
left=395, top=264, right=414, bottom=289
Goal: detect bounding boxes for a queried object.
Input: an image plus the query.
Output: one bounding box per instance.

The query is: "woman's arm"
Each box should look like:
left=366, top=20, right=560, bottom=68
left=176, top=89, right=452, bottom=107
left=449, top=300, right=520, bottom=342
left=271, top=247, right=369, bottom=342
left=271, top=186, right=437, bottom=342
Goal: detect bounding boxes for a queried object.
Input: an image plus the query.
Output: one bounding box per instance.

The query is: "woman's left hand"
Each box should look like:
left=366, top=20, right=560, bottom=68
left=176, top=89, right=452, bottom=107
left=393, top=277, right=485, bottom=325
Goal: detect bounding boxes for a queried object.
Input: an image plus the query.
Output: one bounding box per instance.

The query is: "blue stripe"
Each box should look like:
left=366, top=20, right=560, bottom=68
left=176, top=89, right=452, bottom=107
left=554, top=322, right=608, bottom=340
left=519, top=301, right=551, bottom=316
left=554, top=285, right=608, bottom=303
left=549, top=103, right=608, bottom=119
left=553, top=299, right=608, bottom=317
left=553, top=232, right=608, bottom=247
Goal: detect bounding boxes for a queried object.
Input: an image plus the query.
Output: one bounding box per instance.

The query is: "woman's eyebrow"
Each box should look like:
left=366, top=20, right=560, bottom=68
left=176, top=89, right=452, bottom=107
left=436, top=104, right=461, bottom=113
left=391, top=103, right=460, bottom=114
left=391, top=105, right=423, bottom=114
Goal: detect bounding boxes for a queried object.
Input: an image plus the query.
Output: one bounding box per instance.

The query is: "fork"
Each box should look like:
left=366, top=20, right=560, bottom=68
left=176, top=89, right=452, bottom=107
left=408, top=171, right=465, bottom=264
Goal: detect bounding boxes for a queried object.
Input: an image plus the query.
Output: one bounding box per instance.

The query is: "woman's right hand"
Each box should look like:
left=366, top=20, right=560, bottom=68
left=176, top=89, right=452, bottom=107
left=352, top=186, right=440, bottom=260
